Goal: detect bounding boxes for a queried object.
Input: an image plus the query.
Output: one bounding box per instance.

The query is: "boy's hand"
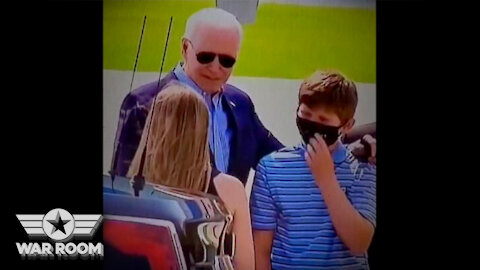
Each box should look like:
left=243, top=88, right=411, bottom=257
left=305, top=133, right=336, bottom=185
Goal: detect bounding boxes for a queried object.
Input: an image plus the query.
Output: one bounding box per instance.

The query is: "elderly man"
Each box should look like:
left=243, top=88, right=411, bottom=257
left=111, top=8, right=283, bottom=185
left=111, top=7, right=375, bottom=186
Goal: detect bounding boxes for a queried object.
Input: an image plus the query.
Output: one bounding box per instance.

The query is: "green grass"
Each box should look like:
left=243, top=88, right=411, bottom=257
left=104, top=0, right=376, bottom=83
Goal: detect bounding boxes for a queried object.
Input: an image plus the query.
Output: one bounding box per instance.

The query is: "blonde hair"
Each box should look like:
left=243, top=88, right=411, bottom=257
left=128, top=82, right=211, bottom=192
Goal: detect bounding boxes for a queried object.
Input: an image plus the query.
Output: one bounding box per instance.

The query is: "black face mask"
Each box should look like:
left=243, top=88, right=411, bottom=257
left=296, top=116, right=342, bottom=146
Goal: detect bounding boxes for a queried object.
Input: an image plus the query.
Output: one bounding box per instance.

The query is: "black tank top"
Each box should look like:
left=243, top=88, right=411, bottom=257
left=207, top=167, right=221, bottom=196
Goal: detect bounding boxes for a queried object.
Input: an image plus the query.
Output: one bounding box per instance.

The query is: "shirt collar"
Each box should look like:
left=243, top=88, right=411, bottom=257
left=173, top=62, right=223, bottom=100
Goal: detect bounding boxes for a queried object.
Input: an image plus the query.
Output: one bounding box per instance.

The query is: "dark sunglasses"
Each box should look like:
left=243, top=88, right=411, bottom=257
left=187, top=40, right=236, bottom=68
left=196, top=52, right=236, bottom=68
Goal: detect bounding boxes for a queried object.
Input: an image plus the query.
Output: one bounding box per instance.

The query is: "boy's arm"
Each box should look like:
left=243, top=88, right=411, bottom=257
left=306, top=134, right=375, bottom=255
left=253, top=230, right=274, bottom=270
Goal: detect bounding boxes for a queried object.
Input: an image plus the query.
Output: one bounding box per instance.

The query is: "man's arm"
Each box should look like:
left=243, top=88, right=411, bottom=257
left=111, top=94, right=149, bottom=177
left=253, top=230, right=274, bottom=270
left=342, top=122, right=376, bottom=144
left=343, top=123, right=376, bottom=165
left=246, top=96, right=284, bottom=166
left=306, top=134, right=375, bottom=255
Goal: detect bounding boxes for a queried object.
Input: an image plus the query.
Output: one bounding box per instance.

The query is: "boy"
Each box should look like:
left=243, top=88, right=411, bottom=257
left=250, top=70, right=376, bottom=269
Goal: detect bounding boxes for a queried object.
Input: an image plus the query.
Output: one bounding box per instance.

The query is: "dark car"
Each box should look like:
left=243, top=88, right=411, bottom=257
left=103, top=175, right=235, bottom=270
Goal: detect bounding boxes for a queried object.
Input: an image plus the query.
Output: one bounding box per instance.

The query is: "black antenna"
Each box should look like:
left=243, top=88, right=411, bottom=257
left=133, top=16, right=174, bottom=197
left=109, top=15, right=148, bottom=188
left=130, top=15, right=147, bottom=92
left=157, top=16, right=173, bottom=90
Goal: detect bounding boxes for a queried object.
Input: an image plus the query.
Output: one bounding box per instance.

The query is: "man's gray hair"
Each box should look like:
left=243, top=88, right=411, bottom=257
left=183, top=8, right=243, bottom=42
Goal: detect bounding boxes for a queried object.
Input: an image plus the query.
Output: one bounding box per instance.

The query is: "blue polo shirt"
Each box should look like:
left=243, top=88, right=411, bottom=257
left=250, top=143, right=376, bottom=270
left=173, top=63, right=232, bottom=173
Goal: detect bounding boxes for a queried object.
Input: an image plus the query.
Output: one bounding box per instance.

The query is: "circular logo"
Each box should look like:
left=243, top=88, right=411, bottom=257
left=42, top=208, right=75, bottom=242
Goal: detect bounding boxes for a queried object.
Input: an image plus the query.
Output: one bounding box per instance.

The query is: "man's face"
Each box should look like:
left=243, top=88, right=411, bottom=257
left=182, top=24, right=240, bottom=93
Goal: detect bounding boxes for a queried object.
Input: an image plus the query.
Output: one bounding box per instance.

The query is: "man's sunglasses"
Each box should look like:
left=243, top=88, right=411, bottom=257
left=196, top=52, right=236, bottom=68
left=187, top=40, right=236, bottom=68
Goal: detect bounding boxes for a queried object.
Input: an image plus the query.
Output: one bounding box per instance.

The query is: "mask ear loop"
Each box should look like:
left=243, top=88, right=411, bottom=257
left=337, top=123, right=346, bottom=142
left=295, top=108, right=309, bottom=148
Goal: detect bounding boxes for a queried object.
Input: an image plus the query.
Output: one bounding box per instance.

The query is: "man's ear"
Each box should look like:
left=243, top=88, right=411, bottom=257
left=181, top=38, right=188, bottom=59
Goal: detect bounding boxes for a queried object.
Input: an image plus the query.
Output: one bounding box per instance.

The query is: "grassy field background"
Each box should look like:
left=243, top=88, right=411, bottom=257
left=104, top=0, right=375, bottom=82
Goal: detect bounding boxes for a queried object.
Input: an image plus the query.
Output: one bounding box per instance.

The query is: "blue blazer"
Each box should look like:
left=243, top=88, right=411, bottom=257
left=111, top=70, right=284, bottom=185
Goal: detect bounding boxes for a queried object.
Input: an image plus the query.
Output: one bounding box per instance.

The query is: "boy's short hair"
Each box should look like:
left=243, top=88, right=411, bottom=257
left=299, top=70, right=358, bottom=124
